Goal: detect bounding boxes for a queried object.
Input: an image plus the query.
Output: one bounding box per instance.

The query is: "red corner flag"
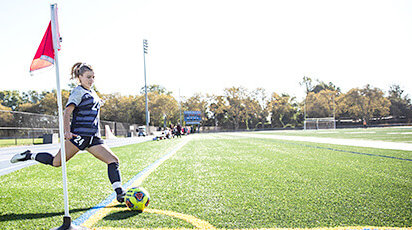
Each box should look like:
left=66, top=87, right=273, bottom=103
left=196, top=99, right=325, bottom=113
left=30, top=19, right=61, bottom=73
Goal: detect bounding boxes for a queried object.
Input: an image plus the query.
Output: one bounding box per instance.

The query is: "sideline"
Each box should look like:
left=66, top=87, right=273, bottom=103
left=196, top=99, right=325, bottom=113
left=73, top=138, right=191, bottom=228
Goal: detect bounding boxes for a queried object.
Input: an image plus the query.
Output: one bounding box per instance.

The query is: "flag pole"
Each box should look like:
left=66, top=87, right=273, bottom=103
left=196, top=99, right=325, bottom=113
left=50, top=2, right=70, bottom=218
left=50, top=3, right=87, bottom=230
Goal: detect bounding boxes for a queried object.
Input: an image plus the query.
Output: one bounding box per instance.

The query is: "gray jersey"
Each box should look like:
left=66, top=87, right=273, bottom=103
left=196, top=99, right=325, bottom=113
left=66, top=85, right=102, bottom=137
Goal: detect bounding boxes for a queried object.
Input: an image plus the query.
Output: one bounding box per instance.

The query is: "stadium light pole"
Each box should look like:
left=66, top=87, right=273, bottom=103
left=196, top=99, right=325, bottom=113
left=143, top=39, right=149, bottom=135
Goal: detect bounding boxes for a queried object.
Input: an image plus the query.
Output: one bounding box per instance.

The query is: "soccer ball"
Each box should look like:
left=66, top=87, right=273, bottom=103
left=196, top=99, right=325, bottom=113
left=125, top=187, right=150, bottom=212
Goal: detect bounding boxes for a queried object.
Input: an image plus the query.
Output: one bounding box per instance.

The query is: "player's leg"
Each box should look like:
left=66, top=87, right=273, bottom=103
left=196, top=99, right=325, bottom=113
left=51, top=140, right=80, bottom=167
left=87, top=141, right=125, bottom=203
left=10, top=140, right=79, bottom=167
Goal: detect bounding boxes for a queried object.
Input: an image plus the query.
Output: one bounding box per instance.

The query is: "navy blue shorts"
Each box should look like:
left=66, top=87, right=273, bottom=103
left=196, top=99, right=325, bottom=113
left=70, top=135, right=104, bottom=150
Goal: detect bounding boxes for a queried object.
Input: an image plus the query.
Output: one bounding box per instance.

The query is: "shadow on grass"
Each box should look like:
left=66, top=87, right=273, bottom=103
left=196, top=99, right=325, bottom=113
left=103, top=209, right=141, bottom=220
left=0, top=207, right=93, bottom=222
left=0, top=204, right=133, bottom=222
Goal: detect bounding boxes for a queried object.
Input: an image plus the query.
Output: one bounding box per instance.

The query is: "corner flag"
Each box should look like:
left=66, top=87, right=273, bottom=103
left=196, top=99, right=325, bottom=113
left=29, top=22, right=54, bottom=72
left=31, top=3, right=87, bottom=230
left=30, top=6, right=60, bottom=73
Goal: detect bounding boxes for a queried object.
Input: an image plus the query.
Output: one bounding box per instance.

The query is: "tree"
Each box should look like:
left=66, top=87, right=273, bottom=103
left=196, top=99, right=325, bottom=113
left=208, top=95, right=228, bottom=128
left=242, top=96, right=259, bottom=130
left=22, top=90, right=43, bottom=104
left=35, top=90, right=70, bottom=116
left=311, top=81, right=340, bottom=94
left=268, top=93, right=298, bottom=128
left=100, top=94, right=144, bottom=124
left=251, top=88, right=269, bottom=129
left=339, top=85, right=390, bottom=123
left=148, top=92, right=178, bottom=127
left=100, top=85, right=178, bottom=127
left=299, top=76, right=340, bottom=94
left=131, top=95, right=146, bottom=125
left=299, top=76, right=314, bottom=94
left=388, top=84, right=412, bottom=122
left=16, top=90, right=70, bottom=115
left=0, top=90, right=23, bottom=110
left=224, top=87, right=248, bottom=130
left=18, top=90, right=47, bottom=113
left=0, top=103, right=14, bottom=126
left=304, top=89, right=338, bottom=118
left=17, top=102, right=41, bottom=114
left=140, top=84, right=172, bottom=95
left=100, top=93, right=121, bottom=122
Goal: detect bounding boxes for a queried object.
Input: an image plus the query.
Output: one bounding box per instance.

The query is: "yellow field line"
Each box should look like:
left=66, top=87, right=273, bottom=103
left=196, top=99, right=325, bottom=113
left=89, top=207, right=216, bottom=230
left=145, top=208, right=215, bottom=229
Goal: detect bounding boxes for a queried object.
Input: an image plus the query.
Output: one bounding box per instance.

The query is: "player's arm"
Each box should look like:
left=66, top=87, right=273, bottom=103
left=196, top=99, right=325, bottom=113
left=63, top=104, right=78, bottom=139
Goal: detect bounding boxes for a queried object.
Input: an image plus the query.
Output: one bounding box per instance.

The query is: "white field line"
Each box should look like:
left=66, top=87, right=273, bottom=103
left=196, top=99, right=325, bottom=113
left=230, top=132, right=412, bottom=151
left=344, top=131, right=376, bottom=134
left=387, top=132, right=412, bottom=135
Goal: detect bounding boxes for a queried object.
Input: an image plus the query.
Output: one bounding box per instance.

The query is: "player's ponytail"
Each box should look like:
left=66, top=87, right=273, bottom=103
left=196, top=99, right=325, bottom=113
left=70, top=62, right=93, bottom=80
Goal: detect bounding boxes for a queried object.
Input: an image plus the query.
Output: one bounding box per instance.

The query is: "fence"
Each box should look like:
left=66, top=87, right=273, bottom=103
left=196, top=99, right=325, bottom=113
left=0, top=110, right=143, bottom=145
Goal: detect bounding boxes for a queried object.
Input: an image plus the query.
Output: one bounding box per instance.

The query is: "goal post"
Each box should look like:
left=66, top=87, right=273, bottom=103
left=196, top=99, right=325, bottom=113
left=304, top=117, right=336, bottom=130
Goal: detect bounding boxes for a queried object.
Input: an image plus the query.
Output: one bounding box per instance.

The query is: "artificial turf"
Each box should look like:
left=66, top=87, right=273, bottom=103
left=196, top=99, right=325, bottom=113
left=0, top=133, right=411, bottom=229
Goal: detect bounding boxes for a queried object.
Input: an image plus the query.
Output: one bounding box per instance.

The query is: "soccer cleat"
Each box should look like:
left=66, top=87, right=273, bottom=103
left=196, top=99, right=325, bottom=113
left=117, top=191, right=126, bottom=203
left=10, top=150, right=31, bottom=163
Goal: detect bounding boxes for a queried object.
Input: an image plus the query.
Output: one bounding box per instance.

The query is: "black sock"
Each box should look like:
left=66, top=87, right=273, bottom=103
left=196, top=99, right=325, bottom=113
left=24, top=152, right=32, bottom=160
left=115, top=188, right=124, bottom=195
left=108, top=162, right=123, bottom=194
left=34, top=152, right=54, bottom=166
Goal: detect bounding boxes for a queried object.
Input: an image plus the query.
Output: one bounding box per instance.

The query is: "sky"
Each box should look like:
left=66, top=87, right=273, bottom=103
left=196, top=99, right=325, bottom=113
left=0, top=0, right=411, bottom=101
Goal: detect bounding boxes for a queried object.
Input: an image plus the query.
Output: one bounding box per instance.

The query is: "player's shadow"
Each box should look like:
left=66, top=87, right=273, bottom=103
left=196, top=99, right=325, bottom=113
left=0, top=206, right=94, bottom=222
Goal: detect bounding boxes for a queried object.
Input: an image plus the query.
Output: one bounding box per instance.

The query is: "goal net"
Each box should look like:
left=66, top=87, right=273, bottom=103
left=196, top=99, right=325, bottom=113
left=304, top=117, right=336, bottom=130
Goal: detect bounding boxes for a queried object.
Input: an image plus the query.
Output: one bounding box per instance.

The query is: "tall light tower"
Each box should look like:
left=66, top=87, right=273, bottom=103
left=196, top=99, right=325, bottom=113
left=143, top=39, right=149, bottom=134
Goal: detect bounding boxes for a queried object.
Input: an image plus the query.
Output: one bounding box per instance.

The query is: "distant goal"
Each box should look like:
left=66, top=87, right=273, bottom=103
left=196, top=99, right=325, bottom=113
left=304, top=117, right=336, bottom=130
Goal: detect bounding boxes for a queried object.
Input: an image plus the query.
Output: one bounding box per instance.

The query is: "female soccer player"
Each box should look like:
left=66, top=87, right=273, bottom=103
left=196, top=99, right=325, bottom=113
left=11, top=62, right=126, bottom=203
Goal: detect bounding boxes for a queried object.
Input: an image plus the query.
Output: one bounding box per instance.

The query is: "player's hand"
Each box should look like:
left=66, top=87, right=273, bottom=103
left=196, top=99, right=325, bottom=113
left=64, top=131, right=78, bottom=140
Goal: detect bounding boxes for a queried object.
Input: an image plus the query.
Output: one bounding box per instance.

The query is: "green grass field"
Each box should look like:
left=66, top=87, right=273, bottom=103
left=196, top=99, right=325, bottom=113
left=254, top=127, right=412, bottom=143
left=0, top=133, right=411, bottom=229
